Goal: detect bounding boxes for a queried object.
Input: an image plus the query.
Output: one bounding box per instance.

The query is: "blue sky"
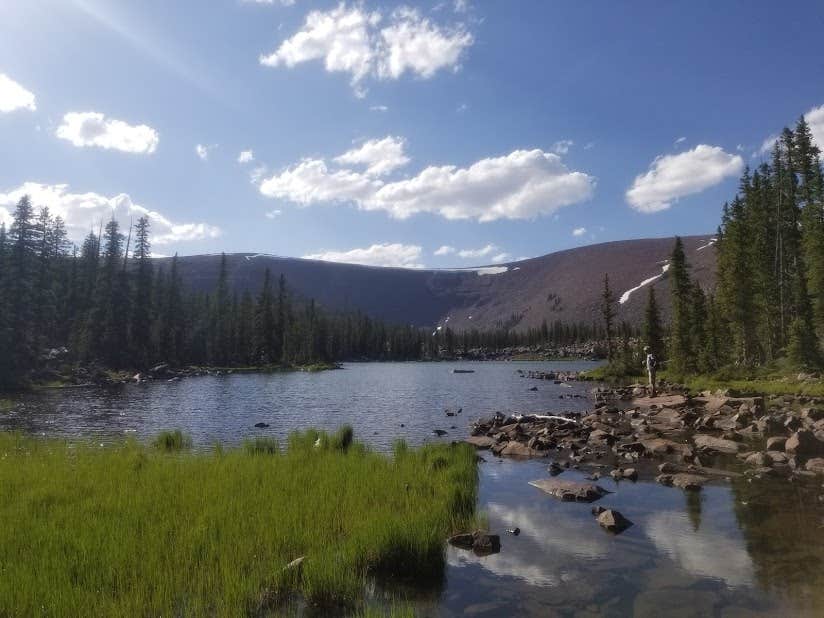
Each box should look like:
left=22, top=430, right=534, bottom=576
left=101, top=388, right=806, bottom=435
left=1, top=0, right=823, bottom=267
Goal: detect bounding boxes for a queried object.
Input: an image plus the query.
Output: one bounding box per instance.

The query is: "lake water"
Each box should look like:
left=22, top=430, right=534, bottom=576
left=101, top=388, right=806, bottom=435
left=3, top=361, right=823, bottom=617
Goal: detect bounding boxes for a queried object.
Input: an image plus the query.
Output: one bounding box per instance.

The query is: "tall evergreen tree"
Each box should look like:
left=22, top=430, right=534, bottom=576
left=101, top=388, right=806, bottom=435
left=668, top=237, right=694, bottom=375
left=130, top=217, right=153, bottom=367
left=601, top=274, right=616, bottom=361
left=642, top=285, right=664, bottom=360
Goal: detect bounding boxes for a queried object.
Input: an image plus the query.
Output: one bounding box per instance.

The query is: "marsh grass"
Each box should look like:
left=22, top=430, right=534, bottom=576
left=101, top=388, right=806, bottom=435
left=0, top=430, right=478, bottom=616
left=152, top=429, right=192, bottom=451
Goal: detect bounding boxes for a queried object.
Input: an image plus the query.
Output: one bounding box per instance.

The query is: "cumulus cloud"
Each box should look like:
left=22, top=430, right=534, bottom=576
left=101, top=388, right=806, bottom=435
left=491, top=252, right=510, bottom=263
left=434, top=245, right=455, bottom=255
left=0, top=74, right=36, bottom=113
left=303, top=242, right=424, bottom=268
left=238, top=150, right=255, bottom=164
left=56, top=112, right=158, bottom=154
left=626, top=145, right=743, bottom=213
left=260, top=3, right=472, bottom=95
left=572, top=227, right=586, bottom=236
left=265, top=209, right=282, bottom=219
left=0, top=182, right=220, bottom=246
left=260, top=158, right=381, bottom=204
left=333, top=136, right=409, bottom=176
left=260, top=143, right=594, bottom=222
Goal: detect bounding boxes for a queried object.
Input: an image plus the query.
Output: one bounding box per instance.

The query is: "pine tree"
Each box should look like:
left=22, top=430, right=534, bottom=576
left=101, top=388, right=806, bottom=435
left=130, top=217, right=153, bottom=367
left=254, top=269, right=275, bottom=363
left=3, top=197, right=41, bottom=386
left=210, top=253, right=231, bottom=365
left=601, top=274, right=616, bottom=361
left=668, top=237, right=694, bottom=375
left=642, top=286, right=664, bottom=360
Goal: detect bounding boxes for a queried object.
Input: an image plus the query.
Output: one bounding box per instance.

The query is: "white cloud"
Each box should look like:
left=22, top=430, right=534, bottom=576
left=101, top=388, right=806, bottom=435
left=333, top=136, right=409, bottom=176
left=572, top=226, right=586, bottom=236
left=367, top=149, right=594, bottom=221
left=434, top=245, right=455, bottom=256
left=377, top=7, right=473, bottom=80
left=260, top=158, right=381, bottom=204
left=260, top=3, right=472, bottom=95
left=626, top=144, right=743, bottom=213
left=195, top=143, right=217, bottom=160
left=303, top=242, right=424, bottom=268
left=491, top=252, right=510, bottom=263
left=238, top=150, right=255, bottom=164
left=265, top=209, right=282, bottom=219
left=551, top=139, right=573, bottom=155
left=804, top=103, right=824, bottom=152
left=0, top=182, right=220, bottom=246
left=260, top=144, right=595, bottom=222
left=674, top=136, right=686, bottom=146
left=0, top=74, right=36, bottom=113
left=369, top=104, right=388, bottom=112
left=56, top=112, right=158, bottom=154
left=456, top=102, right=468, bottom=113
left=458, top=244, right=497, bottom=259
left=454, top=0, right=469, bottom=12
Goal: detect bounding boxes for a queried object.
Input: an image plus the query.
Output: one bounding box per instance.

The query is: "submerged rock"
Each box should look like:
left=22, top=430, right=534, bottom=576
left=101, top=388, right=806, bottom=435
left=529, top=478, right=610, bottom=502
left=656, top=473, right=707, bottom=491
left=254, top=422, right=270, bottom=428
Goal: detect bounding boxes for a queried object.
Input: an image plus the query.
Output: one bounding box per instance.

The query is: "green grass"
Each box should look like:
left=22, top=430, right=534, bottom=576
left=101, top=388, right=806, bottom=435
left=583, top=360, right=824, bottom=397
left=152, top=429, right=192, bottom=451
left=0, top=429, right=478, bottom=616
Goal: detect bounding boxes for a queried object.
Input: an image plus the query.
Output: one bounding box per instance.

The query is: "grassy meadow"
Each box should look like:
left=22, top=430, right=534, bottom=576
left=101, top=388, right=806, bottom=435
left=0, top=428, right=478, bottom=616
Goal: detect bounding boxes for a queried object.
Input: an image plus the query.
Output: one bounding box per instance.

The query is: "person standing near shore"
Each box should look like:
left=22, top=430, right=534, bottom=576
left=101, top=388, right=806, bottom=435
left=644, top=346, right=657, bottom=397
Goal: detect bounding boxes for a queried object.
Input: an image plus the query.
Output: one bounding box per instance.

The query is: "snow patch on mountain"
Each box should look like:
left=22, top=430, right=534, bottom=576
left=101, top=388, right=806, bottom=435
left=619, top=263, right=670, bottom=305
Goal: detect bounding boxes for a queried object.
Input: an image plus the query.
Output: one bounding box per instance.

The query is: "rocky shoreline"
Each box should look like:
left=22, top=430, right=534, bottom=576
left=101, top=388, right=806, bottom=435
left=464, top=382, right=824, bottom=524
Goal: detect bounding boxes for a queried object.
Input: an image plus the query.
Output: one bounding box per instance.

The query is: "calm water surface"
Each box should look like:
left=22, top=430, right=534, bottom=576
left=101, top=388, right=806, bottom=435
left=3, top=361, right=823, bottom=617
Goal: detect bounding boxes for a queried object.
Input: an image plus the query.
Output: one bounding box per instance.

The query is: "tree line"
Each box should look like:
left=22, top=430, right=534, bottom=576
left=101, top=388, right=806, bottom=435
left=606, top=115, right=824, bottom=376
left=0, top=197, right=608, bottom=388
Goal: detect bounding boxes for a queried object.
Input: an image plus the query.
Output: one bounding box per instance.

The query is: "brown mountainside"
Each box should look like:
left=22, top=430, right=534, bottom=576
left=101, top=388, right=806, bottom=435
left=162, top=235, right=717, bottom=331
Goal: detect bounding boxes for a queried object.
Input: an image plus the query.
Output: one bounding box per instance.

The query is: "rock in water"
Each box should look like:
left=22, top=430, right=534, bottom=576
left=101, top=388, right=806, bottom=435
left=448, top=530, right=501, bottom=555
left=805, top=458, right=824, bottom=475
left=464, top=436, right=495, bottom=449
left=693, top=435, right=741, bottom=455
left=785, top=430, right=824, bottom=457
left=254, top=422, right=270, bottom=428
left=529, top=479, right=610, bottom=502
left=656, top=473, right=707, bottom=491
left=596, top=509, right=633, bottom=533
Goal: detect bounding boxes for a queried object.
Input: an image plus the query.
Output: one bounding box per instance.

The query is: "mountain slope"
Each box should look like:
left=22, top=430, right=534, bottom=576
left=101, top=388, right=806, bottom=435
left=160, top=235, right=717, bottom=331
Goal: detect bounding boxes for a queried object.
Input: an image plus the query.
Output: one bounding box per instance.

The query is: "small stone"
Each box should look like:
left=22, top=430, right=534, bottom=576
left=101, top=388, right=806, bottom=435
left=597, top=509, right=633, bottom=533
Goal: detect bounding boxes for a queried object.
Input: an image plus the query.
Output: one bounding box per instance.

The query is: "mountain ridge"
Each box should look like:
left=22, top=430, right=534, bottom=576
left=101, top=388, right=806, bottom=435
left=158, top=234, right=717, bottom=331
